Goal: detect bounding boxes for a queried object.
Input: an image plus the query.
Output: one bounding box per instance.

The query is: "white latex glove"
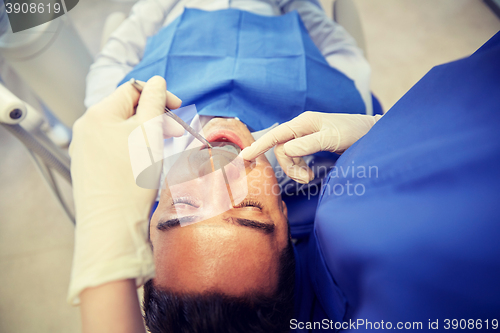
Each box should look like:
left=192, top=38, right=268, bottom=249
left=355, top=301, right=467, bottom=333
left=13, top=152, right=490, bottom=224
left=241, top=111, right=382, bottom=184
left=68, top=76, right=184, bottom=305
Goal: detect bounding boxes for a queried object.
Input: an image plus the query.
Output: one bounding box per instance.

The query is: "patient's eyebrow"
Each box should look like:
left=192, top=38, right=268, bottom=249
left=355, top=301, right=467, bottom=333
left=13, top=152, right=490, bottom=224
left=157, top=216, right=197, bottom=231
left=157, top=216, right=275, bottom=234
left=230, top=217, right=275, bottom=234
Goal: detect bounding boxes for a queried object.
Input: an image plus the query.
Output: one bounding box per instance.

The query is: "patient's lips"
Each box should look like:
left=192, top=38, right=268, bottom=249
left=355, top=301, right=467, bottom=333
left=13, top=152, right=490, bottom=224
left=206, top=130, right=244, bottom=150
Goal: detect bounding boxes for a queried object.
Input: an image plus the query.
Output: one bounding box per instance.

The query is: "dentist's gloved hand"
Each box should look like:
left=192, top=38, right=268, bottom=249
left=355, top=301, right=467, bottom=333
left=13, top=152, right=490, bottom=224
left=68, top=76, right=183, bottom=305
left=241, top=111, right=383, bottom=184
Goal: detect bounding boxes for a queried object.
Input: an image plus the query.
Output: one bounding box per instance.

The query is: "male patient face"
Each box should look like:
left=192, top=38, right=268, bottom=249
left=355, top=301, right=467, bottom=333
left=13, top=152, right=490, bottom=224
left=149, top=118, right=289, bottom=296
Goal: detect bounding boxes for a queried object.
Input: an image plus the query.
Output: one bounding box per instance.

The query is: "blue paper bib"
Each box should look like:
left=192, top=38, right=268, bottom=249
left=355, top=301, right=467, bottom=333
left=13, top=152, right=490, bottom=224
left=119, top=8, right=365, bottom=131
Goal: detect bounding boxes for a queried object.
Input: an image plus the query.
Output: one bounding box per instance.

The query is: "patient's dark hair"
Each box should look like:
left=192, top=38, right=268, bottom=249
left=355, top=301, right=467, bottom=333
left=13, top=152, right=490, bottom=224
left=143, top=238, right=295, bottom=333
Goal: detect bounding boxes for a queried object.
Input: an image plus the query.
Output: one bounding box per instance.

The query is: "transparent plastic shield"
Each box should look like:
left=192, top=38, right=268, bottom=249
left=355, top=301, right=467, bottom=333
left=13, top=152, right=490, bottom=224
left=128, top=108, right=249, bottom=224
left=163, top=144, right=248, bottom=226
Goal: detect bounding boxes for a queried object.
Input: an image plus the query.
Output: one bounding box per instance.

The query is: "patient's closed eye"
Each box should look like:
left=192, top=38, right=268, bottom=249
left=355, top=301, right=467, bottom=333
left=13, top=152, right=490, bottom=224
left=172, top=197, right=200, bottom=208
left=234, top=199, right=263, bottom=210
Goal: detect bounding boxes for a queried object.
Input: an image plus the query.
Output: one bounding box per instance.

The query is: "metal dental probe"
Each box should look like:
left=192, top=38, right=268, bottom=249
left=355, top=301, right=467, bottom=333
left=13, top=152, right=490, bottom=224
left=129, top=79, right=213, bottom=149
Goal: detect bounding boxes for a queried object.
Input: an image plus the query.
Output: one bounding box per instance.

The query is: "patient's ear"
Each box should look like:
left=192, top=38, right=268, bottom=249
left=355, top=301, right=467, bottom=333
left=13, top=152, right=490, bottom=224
left=281, top=200, right=288, bottom=218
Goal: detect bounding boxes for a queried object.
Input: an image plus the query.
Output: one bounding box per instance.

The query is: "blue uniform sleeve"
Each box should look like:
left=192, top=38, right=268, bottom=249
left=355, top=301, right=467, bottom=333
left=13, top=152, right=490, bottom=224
left=312, top=31, right=500, bottom=329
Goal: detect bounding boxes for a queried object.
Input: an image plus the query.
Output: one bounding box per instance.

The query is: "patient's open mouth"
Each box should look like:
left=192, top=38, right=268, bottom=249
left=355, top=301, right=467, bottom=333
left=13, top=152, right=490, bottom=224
left=206, top=130, right=244, bottom=150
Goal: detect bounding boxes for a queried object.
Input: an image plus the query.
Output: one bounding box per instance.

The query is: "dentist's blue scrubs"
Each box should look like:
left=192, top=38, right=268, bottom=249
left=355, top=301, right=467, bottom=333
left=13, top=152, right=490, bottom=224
left=295, top=31, right=500, bottom=332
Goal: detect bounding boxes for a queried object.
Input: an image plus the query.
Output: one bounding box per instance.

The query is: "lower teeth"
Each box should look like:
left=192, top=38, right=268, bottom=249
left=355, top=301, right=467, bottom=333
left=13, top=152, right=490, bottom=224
left=214, top=145, right=238, bottom=154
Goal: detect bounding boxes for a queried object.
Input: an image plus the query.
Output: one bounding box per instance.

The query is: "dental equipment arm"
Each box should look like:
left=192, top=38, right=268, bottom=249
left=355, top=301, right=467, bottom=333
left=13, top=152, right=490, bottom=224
left=68, top=76, right=183, bottom=333
left=241, top=111, right=383, bottom=184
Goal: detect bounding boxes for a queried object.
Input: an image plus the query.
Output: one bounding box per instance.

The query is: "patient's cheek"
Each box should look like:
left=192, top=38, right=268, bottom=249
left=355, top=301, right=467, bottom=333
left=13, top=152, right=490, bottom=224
left=249, top=179, right=262, bottom=196
left=263, top=165, right=275, bottom=178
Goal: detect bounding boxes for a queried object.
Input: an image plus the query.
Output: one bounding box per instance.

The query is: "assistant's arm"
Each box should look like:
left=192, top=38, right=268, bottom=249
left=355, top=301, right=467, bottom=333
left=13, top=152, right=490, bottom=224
left=277, top=0, right=372, bottom=114
left=80, top=280, right=144, bottom=333
left=85, top=0, right=181, bottom=108
left=69, top=77, right=183, bottom=332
